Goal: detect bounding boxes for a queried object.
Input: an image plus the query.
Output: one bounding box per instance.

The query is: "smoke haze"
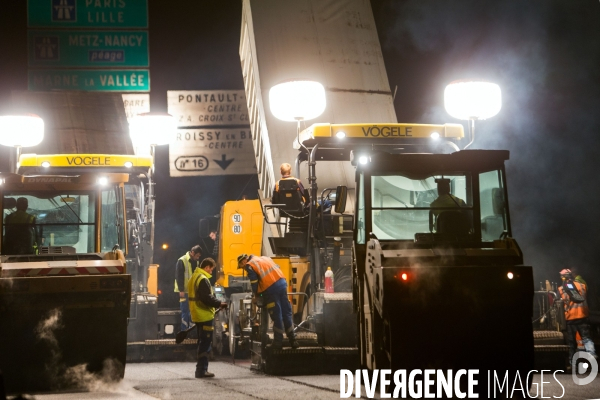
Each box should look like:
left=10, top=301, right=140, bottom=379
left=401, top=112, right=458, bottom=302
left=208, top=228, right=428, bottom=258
left=372, top=0, right=600, bottom=293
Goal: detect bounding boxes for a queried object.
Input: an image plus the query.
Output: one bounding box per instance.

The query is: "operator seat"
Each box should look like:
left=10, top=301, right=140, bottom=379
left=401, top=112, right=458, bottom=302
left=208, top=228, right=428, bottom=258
left=275, top=179, right=306, bottom=217
left=436, top=210, right=470, bottom=236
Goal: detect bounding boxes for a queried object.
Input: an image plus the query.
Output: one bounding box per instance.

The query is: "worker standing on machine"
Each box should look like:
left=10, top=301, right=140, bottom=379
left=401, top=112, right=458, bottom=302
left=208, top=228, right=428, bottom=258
left=174, top=245, right=202, bottom=331
left=237, top=254, right=299, bottom=349
left=188, top=258, right=227, bottom=378
left=558, top=268, right=597, bottom=364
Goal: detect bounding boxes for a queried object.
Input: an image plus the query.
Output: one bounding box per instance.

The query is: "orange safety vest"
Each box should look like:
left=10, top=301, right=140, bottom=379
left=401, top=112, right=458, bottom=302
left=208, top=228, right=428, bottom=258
left=275, top=177, right=306, bottom=203
left=247, top=256, right=285, bottom=294
left=559, top=281, right=589, bottom=320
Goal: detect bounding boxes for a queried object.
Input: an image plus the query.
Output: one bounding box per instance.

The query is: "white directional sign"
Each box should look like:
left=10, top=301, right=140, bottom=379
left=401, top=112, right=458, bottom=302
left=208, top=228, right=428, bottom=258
left=168, top=90, right=256, bottom=177
left=169, top=128, right=257, bottom=177
left=167, top=90, right=249, bottom=127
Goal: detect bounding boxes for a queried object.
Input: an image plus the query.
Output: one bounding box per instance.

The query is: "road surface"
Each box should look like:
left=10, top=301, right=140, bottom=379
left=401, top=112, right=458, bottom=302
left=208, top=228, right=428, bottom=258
left=11, top=357, right=600, bottom=400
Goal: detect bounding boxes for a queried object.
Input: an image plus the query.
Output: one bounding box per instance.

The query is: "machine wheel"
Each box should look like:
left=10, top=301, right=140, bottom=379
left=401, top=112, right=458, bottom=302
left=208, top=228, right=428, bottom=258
left=227, top=296, right=250, bottom=359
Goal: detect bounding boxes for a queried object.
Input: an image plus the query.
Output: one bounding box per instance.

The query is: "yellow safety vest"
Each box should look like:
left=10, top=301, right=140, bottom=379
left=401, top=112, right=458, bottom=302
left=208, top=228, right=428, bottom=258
left=5, top=211, right=35, bottom=225
left=188, top=268, right=216, bottom=323
left=174, top=252, right=194, bottom=293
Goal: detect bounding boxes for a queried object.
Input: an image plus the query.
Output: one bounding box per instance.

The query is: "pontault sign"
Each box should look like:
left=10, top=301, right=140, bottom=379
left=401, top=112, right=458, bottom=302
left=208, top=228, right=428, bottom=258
left=28, top=69, right=150, bottom=91
left=167, top=90, right=249, bottom=127
left=169, top=128, right=257, bottom=177
left=27, top=0, right=148, bottom=28
left=28, top=30, right=149, bottom=67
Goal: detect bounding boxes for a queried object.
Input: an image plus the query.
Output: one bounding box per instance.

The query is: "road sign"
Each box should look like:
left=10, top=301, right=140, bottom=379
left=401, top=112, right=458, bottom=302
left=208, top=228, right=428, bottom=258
left=28, top=69, right=150, bottom=91
left=28, top=30, right=149, bottom=67
left=167, top=90, right=249, bottom=127
left=169, top=128, right=257, bottom=177
left=122, top=93, right=150, bottom=121
left=28, top=0, right=148, bottom=28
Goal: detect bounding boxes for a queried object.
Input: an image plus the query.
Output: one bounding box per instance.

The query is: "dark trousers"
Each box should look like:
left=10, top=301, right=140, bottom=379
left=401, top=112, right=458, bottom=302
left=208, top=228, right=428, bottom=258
left=264, top=279, right=294, bottom=343
left=195, top=319, right=214, bottom=374
left=566, top=318, right=597, bottom=361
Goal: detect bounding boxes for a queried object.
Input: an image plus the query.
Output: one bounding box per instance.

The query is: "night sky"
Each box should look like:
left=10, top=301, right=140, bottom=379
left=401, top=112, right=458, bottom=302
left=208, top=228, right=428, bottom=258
left=1, top=1, right=599, bottom=307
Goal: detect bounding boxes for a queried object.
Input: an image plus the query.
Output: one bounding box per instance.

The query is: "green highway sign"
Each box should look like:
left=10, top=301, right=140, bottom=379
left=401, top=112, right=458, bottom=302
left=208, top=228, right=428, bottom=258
left=28, top=69, right=150, bottom=92
left=28, top=0, right=148, bottom=28
left=29, top=30, right=149, bottom=67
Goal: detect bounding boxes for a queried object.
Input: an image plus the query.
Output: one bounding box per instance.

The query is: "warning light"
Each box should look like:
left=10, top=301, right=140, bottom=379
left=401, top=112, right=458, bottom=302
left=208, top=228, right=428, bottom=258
left=157, top=290, right=162, bottom=295
left=401, top=273, right=408, bottom=281
left=162, top=244, right=169, bottom=250
left=507, top=272, right=514, bottom=280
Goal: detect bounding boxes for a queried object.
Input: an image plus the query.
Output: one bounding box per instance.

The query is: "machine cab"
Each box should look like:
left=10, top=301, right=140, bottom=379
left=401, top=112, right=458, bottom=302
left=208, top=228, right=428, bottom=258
left=355, top=150, right=512, bottom=247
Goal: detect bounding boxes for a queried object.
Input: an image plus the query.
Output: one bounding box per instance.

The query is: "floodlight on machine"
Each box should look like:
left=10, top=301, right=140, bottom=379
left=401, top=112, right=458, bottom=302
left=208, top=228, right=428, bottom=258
left=444, top=80, right=502, bottom=149
left=430, top=132, right=440, bottom=139
left=97, top=176, right=109, bottom=186
left=0, top=114, right=44, bottom=148
left=41, top=161, right=51, bottom=168
left=444, top=80, right=501, bottom=121
left=269, top=80, right=326, bottom=122
left=336, top=131, right=346, bottom=139
left=0, top=114, right=45, bottom=171
left=129, top=112, right=176, bottom=149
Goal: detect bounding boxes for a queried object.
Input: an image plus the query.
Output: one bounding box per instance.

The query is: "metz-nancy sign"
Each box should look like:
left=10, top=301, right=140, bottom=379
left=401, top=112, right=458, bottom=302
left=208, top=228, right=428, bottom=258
left=28, top=30, right=149, bottom=67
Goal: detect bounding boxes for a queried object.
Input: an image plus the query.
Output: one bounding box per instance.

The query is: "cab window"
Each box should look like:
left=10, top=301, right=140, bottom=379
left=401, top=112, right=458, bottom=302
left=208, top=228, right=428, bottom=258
left=479, top=170, right=507, bottom=241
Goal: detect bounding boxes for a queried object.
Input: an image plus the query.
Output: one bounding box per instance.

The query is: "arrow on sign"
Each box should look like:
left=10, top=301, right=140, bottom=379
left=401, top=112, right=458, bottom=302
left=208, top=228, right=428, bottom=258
left=214, top=154, right=234, bottom=170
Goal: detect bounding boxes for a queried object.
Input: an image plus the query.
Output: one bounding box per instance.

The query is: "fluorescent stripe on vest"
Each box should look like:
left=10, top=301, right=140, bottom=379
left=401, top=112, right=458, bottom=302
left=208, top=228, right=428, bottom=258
left=559, top=281, right=589, bottom=320
left=248, top=256, right=285, bottom=293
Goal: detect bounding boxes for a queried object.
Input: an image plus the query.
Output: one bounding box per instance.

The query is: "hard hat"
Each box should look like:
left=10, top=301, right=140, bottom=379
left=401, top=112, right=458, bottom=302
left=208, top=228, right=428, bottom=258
left=237, top=254, right=249, bottom=268
left=560, top=269, right=572, bottom=276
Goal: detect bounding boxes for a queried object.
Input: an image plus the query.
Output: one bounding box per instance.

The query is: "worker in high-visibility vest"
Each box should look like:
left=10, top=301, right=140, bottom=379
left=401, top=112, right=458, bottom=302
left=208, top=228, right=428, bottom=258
left=188, top=258, right=227, bottom=378
left=558, top=269, right=597, bottom=363
left=174, top=245, right=202, bottom=331
left=4, top=197, right=38, bottom=255
left=238, top=253, right=299, bottom=349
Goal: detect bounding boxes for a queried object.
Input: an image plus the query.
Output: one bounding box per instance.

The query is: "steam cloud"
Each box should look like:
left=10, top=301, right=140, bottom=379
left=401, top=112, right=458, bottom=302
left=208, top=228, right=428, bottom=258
left=35, top=308, right=124, bottom=392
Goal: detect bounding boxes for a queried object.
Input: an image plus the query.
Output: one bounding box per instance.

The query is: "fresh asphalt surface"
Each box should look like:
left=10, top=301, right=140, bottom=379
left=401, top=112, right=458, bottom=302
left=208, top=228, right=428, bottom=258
left=15, top=356, right=600, bottom=400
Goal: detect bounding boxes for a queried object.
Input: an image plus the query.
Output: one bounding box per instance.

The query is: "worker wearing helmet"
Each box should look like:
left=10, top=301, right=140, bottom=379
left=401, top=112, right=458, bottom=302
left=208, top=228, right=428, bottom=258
left=188, top=258, right=227, bottom=378
left=174, top=245, right=202, bottom=331
left=558, top=268, right=597, bottom=363
left=238, top=253, right=299, bottom=349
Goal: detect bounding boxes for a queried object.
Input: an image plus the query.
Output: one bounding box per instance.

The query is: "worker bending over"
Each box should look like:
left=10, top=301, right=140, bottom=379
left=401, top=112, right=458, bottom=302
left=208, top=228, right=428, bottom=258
left=238, top=253, right=299, bottom=349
